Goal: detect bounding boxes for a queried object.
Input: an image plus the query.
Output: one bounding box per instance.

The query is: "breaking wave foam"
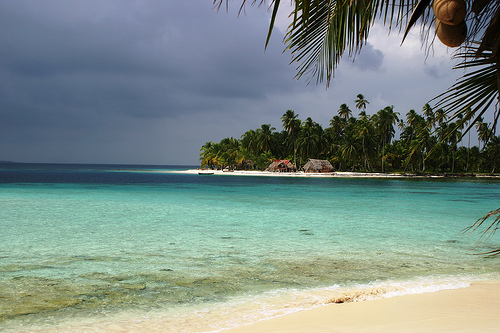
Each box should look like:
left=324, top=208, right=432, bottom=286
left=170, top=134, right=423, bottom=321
left=20, top=274, right=497, bottom=333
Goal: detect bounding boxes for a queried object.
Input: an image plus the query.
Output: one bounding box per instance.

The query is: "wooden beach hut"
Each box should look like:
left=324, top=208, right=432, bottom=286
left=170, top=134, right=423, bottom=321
left=303, top=159, right=334, bottom=173
left=236, top=159, right=254, bottom=170
left=265, top=160, right=297, bottom=172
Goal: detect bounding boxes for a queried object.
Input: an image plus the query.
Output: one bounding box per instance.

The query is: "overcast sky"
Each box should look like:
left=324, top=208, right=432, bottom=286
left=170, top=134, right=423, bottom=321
left=0, top=0, right=468, bottom=165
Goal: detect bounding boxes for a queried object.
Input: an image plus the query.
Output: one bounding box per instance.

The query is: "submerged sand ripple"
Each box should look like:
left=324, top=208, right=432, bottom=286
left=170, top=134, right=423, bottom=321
left=2, top=252, right=497, bottom=329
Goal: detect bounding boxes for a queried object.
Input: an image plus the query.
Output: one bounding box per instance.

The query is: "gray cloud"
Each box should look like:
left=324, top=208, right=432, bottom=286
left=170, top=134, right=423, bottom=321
left=423, top=60, right=453, bottom=79
left=350, top=43, right=385, bottom=72
left=0, top=0, right=294, bottom=118
left=0, top=0, right=463, bottom=164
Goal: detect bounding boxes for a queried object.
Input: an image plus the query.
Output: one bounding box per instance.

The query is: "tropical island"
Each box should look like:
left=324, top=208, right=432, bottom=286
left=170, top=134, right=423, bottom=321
left=200, top=95, right=499, bottom=175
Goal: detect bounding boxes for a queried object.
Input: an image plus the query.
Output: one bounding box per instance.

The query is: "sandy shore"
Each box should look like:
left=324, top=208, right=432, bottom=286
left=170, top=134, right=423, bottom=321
left=179, top=170, right=411, bottom=178
left=176, top=169, right=498, bottom=178
left=221, top=282, right=500, bottom=333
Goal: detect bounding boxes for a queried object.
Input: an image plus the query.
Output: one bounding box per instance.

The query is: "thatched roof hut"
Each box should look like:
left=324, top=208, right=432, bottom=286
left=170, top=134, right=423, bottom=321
left=236, top=159, right=254, bottom=170
left=265, top=160, right=297, bottom=172
left=303, top=159, right=334, bottom=173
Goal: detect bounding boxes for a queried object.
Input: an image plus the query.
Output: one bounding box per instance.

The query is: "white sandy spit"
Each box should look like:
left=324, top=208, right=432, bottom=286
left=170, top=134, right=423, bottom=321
left=173, top=169, right=432, bottom=178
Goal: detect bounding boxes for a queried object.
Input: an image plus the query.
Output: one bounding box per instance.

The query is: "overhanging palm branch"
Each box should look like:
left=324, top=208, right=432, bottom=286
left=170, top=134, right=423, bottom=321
left=215, top=0, right=499, bottom=89
left=432, top=45, right=499, bottom=141
left=462, top=208, right=500, bottom=256
left=214, top=0, right=423, bottom=84
left=401, top=0, right=431, bottom=43
left=285, top=0, right=377, bottom=84
left=284, top=0, right=423, bottom=84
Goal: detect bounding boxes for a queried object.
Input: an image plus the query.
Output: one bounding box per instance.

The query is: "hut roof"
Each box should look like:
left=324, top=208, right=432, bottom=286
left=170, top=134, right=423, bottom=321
left=236, top=159, right=254, bottom=170
left=265, top=159, right=297, bottom=172
left=303, top=159, right=334, bottom=173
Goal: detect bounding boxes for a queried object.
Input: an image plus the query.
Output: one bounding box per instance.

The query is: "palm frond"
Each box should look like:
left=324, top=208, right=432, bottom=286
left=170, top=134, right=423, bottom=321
left=265, top=0, right=282, bottom=48
left=432, top=45, right=499, bottom=137
left=283, top=0, right=430, bottom=85
left=285, top=0, right=380, bottom=84
left=401, top=0, right=431, bottom=44
left=475, top=3, right=500, bottom=57
left=472, top=0, right=490, bottom=15
left=462, top=208, right=500, bottom=256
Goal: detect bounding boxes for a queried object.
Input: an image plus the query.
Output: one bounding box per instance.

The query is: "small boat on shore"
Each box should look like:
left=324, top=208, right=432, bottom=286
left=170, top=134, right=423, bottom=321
left=198, top=170, right=214, bottom=175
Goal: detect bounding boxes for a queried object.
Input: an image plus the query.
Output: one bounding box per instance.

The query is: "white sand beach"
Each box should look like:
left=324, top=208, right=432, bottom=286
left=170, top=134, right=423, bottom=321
left=174, top=169, right=495, bottom=178
left=221, top=281, right=500, bottom=333
left=177, top=169, right=412, bottom=178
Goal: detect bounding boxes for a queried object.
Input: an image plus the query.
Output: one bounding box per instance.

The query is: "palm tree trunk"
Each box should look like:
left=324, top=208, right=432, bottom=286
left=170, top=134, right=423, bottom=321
left=293, top=139, right=297, bottom=169
left=497, top=57, right=500, bottom=109
left=467, top=131, right=470, bottom=172
left=422, top=151, right=426, bottom=173
left=381, top=138, right=385, bottom=173
left=452, top=149, right=455, bottom=173
left=362, top=136, right=367, bottom=170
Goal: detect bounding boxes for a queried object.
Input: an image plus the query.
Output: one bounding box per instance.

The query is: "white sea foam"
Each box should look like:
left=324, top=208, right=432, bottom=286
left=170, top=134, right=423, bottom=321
left=22, top=274, right=497, bottom=333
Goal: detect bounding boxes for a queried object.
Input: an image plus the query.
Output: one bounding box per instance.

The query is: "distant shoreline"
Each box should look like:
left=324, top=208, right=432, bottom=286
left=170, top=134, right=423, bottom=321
left=175, top=169, right=500, bottom=179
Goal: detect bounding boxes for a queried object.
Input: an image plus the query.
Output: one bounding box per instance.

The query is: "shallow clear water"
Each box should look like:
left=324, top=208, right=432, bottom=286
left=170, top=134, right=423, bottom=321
left=1, top=163, right=499, bottom=332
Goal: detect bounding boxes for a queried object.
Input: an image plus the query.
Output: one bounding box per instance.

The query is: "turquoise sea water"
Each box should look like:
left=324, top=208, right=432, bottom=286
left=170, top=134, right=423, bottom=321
left=1, top=163, right=499, bottom=332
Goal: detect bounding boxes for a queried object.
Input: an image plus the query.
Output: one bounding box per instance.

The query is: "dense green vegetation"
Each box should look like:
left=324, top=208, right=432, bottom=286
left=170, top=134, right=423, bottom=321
left=200, top=95, right=500, bottom=174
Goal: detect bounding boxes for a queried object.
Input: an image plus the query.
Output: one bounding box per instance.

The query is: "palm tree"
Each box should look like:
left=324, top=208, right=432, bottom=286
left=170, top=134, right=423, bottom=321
left=373, top=106, right=399, bottom=172
left=315, top=123, right=329, bottom=159
left=297, top=125, right=317, bottom=161
left=359, top=110, right=368, bottom=120
left=417, top=120, right=433, bottom=173
left=338, top=103, right=352, bottom=121
left=397, top=119, right=406, bottom=132
left=422, top=103, right=434, bottom=127
left=297, top=117, right=324, bottom=162
left=214, top=137, right=241, bottom=169
left=200, top=141, right=215, bottom=168
left=434, top=108, right=448, bottom=128
left=476, top=119, right=492, bottom=150
left=241, top=129, right=258, bottom=155
left=355, top=94, right=369, bottom=112
left=486, top=136, right=500, bottom=173
left=340, top=142, right=358, bottom=171
left=200, top=141, right=224, bottom=169
left=356, top=117, right=374, bottom=171
left=447, top=123, right=461, bottom=173
left=234, top=147, right=251, bottom=170
left=403, top=138, right=421, bottom=173
left=281, top=110, right=301, bottom=166
left=329, top=115, right=345, bottom=139
left=405, top=110, right=419, bottom=135
left=256, top=124, right=277, bottom=153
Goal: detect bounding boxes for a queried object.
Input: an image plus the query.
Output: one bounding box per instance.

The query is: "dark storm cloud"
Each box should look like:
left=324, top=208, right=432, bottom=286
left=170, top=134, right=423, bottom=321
left=0, top=1, right=177, bottom=77
left=0, top=1, right=462, bottom=164
left=0, top=0, right=294, bottom=123
left=0, top=0, right=304, bottom=163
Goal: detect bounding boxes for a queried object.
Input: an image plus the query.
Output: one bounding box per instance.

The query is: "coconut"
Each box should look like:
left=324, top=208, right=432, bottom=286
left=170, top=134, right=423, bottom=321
left=432, top=0, right=467, bottom=25
left=435, top=19, right=467, bottom=47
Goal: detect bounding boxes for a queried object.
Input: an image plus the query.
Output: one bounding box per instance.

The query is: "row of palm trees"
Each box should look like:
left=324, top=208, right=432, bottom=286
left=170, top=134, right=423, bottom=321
left=200, top=94, right=500, bottom=174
